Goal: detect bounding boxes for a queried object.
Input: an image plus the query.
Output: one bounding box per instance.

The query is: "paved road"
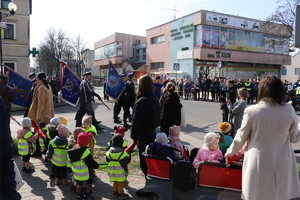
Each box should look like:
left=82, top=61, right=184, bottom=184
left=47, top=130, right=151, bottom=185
left=10, top=86, right=300, bottom=199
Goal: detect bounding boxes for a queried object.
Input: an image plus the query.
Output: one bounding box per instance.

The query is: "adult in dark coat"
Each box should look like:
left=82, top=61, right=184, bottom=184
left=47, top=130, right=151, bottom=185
left=131, top=75, right=160, bottom=196
left=160, top=82, right=182, bottom=136
left=203, top=76, right=212, bottom=101
left=0, top=74, right=14, bottom=126
left=123, top=72, right=136, bottom=127
left=219, top=79, right=237, bottom=122
left=75, top=71, right=103, bottom=130
left=49, top=76, right=60, bottom=104
left=0, top=96, right=21, bottom=199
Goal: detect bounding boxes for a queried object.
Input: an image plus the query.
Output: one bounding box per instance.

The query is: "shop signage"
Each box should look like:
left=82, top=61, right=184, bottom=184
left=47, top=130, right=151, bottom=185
left=177, top=50, right=193, bottom=60
left=207, top=51, right=232, bottom=59
left=206, top=12, right=260, bottom=31
left=170, top=23, right=194, bottom=41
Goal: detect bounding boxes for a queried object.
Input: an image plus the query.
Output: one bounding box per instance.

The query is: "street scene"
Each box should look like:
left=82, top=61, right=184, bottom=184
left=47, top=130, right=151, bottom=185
left=1, top=0, right=300, bottom=200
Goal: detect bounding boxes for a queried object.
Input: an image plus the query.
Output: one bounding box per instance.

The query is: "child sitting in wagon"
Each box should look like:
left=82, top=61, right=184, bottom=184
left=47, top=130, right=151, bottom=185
left=193, top=132, right=223, bottom=169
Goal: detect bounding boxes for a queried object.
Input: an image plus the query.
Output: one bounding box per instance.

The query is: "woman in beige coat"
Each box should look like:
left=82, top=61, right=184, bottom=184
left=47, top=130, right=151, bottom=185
left=28, top=72, right=54, bottom=125
left=225, top=75, right=300, bottom=200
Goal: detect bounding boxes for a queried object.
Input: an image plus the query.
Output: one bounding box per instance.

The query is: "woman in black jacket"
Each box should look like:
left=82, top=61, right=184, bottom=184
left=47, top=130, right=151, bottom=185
left=160, top=82, right=182, bottom=136
left=130, top=75, right=161, bottom=197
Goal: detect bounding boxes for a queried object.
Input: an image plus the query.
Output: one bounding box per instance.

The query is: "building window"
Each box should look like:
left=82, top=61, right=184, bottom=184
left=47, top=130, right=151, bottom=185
left=151, top=35, right=165, bottom=44
left=142, top=54, right=146, bottom=60
left=150, top=62, right=164, bottom=70
left=4, top=23, right=15, bottom=39
left=4, top=61, right=16, bottom=73
left=142, top=48, right=146, bottom=54
left=1, top=0, right=12, bottom=9
left=295, top=68, right=300, bottom=75
left=136, top=55, right=139, bottom=61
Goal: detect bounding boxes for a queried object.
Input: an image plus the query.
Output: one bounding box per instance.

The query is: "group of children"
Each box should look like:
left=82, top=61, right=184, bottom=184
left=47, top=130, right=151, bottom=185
left=17, top=114, right=131, bottom=200
left=147, top=122, right=241, bottom=170
left=17, top=110, right=244, bottom=200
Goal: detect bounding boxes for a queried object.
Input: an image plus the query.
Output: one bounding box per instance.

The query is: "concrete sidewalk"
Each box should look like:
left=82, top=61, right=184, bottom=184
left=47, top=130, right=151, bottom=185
left=16, top=155, right=151, bottom=200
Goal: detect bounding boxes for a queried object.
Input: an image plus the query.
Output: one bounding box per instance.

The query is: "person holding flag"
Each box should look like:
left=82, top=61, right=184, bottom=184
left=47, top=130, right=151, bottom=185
left=75, top=71, right=104, bottom=131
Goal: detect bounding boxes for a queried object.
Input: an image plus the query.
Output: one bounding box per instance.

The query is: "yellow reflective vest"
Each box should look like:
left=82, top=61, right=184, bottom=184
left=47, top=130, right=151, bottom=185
left=86, top=125, right=97, bottom=144
left=69, top=148, right=91, bottom=181
left=50, top=140, right=69, bottom=167
left=296, top=86, right=300, bottom=95
left=18, top=131, right=35, bottom=155
left=106, top=151, right=128, bottom=182
left=244, top=82, right=252, bottom=91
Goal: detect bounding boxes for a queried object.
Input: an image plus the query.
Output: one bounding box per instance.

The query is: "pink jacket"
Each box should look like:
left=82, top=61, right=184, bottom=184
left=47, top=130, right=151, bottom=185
left=17, top=128, right=38, bottom=142
left=168, top=136, right=184, bottom=160
left=193, top=145, right=223, bottom=165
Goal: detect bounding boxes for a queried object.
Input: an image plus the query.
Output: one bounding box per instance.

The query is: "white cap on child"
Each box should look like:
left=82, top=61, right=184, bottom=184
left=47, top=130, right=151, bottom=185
left=204, top=132, right=220, bottom=146
left=22, top=117, right=31, bottom=128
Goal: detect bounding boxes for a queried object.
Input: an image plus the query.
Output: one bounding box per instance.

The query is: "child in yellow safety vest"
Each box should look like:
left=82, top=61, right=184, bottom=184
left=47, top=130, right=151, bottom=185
left=46, top=124, right=71, bottom=185
left=67, top=132, right=107, bottom=200
left=106, top=134, right=131, bottom=199
left=17, top=117, right=38, bottom=173
left=81, top=115, right=97, bottom=156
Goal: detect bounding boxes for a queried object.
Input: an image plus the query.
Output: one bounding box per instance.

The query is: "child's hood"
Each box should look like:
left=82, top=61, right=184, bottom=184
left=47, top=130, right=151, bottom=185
left=52, top=136, right=68, bottom=146
left=68, top=145, right=87, bottom=162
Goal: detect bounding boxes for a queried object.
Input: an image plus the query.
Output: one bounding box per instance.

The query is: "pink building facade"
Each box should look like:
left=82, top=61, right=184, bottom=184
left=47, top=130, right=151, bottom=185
left=146, top=10, right=291, bottom=80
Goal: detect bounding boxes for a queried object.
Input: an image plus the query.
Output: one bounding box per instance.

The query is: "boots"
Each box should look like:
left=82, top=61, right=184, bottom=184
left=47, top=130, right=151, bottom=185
left=62, top=179, right=71, bottom=186
left=55, top=178, right=60, bottom=185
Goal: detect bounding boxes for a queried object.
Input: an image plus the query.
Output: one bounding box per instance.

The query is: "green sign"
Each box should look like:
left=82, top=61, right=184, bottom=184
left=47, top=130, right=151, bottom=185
left=28, top=47, right=39, bottom=57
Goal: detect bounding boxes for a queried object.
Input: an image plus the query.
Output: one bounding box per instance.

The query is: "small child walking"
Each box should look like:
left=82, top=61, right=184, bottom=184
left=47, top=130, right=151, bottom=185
left=46, top=124, right=71, bottom=185
left=106, top=134, right=131, bottom=199
left=17, top=117, right=38, bottom=173
left=82, top=115, right=98, bottom=156
left=193, top=132, right=223, bottom=169
left=68, top=132, right=105, bottom=200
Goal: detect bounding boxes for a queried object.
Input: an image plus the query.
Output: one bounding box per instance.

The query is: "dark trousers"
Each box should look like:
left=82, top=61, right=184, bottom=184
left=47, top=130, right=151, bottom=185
left=138, top=132, right=156, bottom=176
left=222, top=109, right=229, bottom=122
left=55, top=166, right=67, bottom=179
left=203, top=88, right=210, bottom=100
left=75, top=103, right=98, bottom=127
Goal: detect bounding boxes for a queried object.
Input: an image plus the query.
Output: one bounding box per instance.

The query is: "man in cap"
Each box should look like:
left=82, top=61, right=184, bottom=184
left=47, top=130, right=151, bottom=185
left=75, top=71, right=104, bottom=131
left=113, top=73, right=126, bottom=124
left=28, top=73, right=36, bottom=81
left=123, top=72, right=136, bottom=127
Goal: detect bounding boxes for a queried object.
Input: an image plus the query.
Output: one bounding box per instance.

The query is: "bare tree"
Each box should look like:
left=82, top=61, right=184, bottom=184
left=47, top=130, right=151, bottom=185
left=71, top=34, right=87, bottom=78
left=267, top=0, right=300, bottom=43
left=35, top=28, right=69, bottom=78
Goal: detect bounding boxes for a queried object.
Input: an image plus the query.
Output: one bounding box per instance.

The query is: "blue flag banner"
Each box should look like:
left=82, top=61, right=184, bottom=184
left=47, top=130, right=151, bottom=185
left=105, top=63, right=125, bottom=101
left=7, top=69, right=32, bottom=109
left=60, top=64, right=81, bottom=106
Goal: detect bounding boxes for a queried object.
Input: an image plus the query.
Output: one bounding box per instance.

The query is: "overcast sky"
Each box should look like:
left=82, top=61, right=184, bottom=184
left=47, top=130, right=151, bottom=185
left=29, top=0, right=278, bottom=51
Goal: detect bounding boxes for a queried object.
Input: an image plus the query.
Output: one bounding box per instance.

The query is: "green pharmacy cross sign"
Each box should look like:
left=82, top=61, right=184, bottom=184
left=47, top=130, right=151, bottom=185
left=28, top=47, right=39, bottom=57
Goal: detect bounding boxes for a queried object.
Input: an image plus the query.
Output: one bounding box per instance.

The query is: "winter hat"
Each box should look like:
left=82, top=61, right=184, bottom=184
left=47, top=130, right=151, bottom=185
left=169, top=125, right=180, bottom=138
left=22, top=117, right=31, bottom=128
left=77, top=132, right=92, bottom=146
left=204, top=132, right=220, bottom=146
left=50, top=117, right=60, bottom=127
left=58, top=116, right=68, bottom=126
left=82, top=115, right=92, bottom=124
left=155, top=132, right=168, bottom=144
left=218, top=122, right=232, bottom=135
left=73, top=127, right=85, bottom=139
left=56, top=124, right=69, bottom=138
left=112, top=134, right=123, bottom=147
left=155, top=75, right=160, bottom=80
left=113, top=126, right=127, bottom=137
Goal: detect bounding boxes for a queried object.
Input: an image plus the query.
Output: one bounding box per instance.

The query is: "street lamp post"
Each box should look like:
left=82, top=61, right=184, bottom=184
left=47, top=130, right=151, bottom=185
left=0, top=2, right=17, bottom=75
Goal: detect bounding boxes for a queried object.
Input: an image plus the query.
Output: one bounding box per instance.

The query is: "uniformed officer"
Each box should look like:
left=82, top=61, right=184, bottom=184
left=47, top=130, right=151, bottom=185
left=124, top=72, right=136, bottom=123
left=113, top=73, right=126, bottom=124
left=75, top=71, right=104, bottom=130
